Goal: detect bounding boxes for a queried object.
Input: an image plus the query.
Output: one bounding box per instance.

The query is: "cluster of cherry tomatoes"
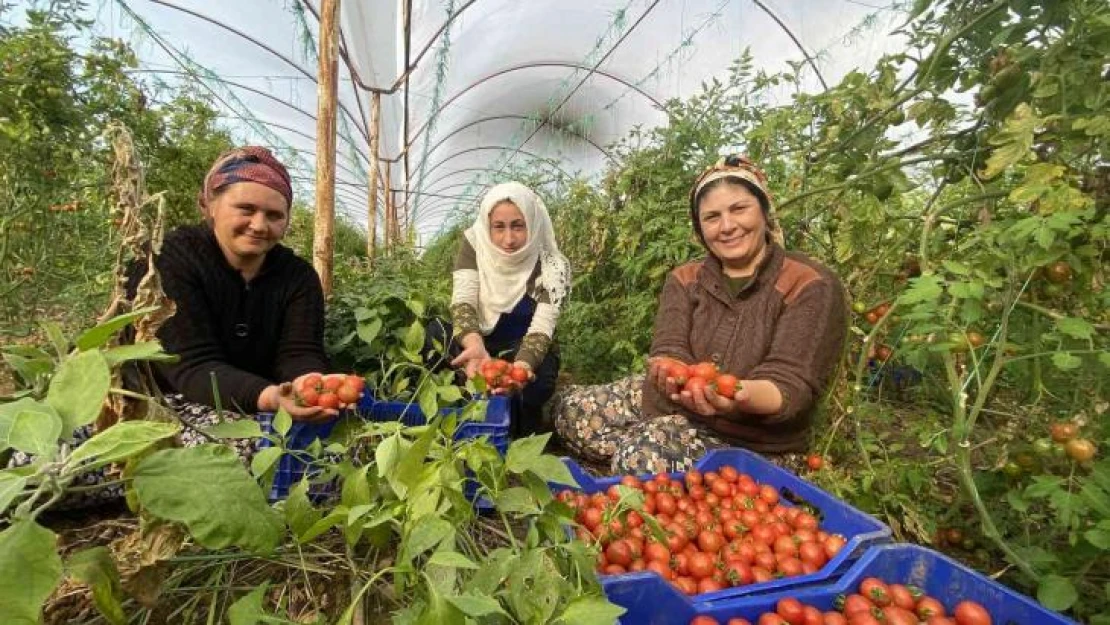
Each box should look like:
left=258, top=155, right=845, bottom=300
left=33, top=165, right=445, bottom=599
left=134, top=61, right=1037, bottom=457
left=660, top=360, right=741, bottom=398
left=477, top=358, right=531, bottom=392
left=555, top=467, right=848, bottom=597
left=294, top=373, right=365, bottom=410
left=688, top=579, right=993, bottom=624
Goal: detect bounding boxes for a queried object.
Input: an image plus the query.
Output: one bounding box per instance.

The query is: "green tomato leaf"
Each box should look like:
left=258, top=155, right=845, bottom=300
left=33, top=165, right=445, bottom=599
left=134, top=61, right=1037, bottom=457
left=357, top=318, right=383, bottom=346
left=1055, top=317, right=1095, bottom=341
left=0, top=520, right=63, bottom=625
left=400, top=516, right=454, bottom=566
left=445, top=593, right=508, bottom=618
left=74, top=306, right=161, bottom=351
left=66, top=421, right=179, bottom=472
left=506, top=434, right=551, bottom=474
left=1051, top=351, right=1082, bottom=371
left=66, top=547, right=125, bottom=625
left=133, top=445, right=283, bottom=554
left=1037, top=574, right=1078, bottom=611
left=102, top=342, right=176, bottom=367
left=227, top=582, right=270, bottom=625
left=0, top=399, right=62, bottom=457
left=556, top=595, right=626, bottom=625
left=46, top=349, right=111, bottom=430
left=0, top=471, right=29, bottom=516
left=285, top=480, right=323, bottom=543
left=427, top=551, right=480, bottom=570
left=203, top=419, right=263, bottom=440
left=250, top=446, right=282, bottom=480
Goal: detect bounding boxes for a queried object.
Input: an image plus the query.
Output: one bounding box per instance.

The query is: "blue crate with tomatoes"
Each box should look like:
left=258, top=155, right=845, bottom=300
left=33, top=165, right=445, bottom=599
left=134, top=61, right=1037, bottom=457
left=552, top=448, right=892, bottom=614
left=667, top=544, right=1078, bottom=625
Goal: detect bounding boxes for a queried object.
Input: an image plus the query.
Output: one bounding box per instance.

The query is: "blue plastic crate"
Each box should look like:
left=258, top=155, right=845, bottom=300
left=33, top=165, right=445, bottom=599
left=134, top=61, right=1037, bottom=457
left=670, top=544, right=1078, bottom=625
left=257, top=394, right=511, bottom=505
left=255, top=412, right=341, bottom=502
left=356, top=394, right=512, bottom=511
left=356, top=392, right=511, bottom=449
left=556, top=447, right=892, bottom=614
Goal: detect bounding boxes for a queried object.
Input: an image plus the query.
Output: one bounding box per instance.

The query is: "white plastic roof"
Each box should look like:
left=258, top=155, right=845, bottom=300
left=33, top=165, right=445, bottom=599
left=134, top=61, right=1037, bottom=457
left=95, top=0, right=905, bottom=241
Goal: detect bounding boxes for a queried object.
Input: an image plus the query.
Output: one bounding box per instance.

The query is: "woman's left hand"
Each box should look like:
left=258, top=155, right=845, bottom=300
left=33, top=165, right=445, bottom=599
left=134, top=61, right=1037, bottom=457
left=491, top=361, right=534, bottom=395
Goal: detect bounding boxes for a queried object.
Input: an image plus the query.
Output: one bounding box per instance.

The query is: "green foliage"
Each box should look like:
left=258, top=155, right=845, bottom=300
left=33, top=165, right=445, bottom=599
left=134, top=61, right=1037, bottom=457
left=0, top=4, right=233, bottom=330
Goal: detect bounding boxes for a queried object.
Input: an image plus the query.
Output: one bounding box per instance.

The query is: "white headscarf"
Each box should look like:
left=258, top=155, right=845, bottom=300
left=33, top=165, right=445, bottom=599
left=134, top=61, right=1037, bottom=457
left=464, top=182, right=571, bottom=333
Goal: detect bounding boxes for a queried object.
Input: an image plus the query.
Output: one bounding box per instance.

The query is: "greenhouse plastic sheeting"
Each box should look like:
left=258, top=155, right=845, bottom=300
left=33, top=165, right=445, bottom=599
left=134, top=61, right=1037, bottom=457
left=94, top=0, right=904, bottom=238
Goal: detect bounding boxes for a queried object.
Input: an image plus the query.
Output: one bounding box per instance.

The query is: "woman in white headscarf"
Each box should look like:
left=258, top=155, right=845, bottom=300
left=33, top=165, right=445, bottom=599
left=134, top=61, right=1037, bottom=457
left=429, top=181, right=571, bottom=438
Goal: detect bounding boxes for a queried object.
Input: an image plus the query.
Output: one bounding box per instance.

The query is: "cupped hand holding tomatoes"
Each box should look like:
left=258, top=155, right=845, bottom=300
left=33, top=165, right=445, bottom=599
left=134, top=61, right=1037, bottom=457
left=286, top=373, right=365, bottom=421
left=675, top=373, right=749, bottom=418
left=476, top=358, right=533, bottom=394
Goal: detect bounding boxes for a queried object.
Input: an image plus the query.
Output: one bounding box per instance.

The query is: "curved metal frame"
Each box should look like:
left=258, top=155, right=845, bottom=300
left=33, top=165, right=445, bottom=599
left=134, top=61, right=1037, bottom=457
left=403, top=61, right=663, bottom=160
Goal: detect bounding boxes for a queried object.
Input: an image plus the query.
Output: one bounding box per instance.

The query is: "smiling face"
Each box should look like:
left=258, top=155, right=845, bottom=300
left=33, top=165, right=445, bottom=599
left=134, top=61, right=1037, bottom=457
left=488, top=200, right=528, bottom=253
left=205, top=182, right=290, bottom=270
left=696, top=180, right=768, bottom=276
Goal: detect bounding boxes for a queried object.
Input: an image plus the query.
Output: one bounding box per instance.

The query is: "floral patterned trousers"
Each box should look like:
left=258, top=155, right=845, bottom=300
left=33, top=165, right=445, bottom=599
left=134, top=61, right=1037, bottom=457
left=550, top=374, right=806, bottom=475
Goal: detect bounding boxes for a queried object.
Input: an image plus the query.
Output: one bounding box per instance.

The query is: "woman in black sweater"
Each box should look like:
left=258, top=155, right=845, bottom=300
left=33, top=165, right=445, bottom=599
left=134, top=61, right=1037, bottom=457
left=8, top=147, right=334, bottom=507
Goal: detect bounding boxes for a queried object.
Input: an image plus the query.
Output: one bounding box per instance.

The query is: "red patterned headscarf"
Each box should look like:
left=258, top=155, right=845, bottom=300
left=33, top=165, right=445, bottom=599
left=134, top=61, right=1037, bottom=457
left=199, top=146, right=293, bottom=212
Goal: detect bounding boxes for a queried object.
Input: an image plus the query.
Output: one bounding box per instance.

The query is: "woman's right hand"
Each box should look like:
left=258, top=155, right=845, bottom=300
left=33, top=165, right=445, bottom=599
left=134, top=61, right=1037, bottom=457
left=450, top=333, right=490, bottom=378
left=647, top=356, right=685, bottom=397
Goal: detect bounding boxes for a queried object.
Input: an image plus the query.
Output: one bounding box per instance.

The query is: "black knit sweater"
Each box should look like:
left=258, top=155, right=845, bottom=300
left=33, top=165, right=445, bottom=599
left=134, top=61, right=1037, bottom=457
left=135, top=225, right=329, bottom=413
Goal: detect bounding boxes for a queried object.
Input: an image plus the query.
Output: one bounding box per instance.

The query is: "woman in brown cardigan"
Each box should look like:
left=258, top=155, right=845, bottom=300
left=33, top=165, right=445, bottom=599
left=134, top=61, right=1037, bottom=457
left=551, top=156, right=847, bottom=474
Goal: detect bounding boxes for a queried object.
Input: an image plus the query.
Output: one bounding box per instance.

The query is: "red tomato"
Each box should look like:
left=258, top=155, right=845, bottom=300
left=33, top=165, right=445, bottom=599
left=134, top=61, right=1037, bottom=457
left=952, top=601, right=992, bottom=625
left=667, top=361, right=691, bottom=385
left=299, top=373, right=322, bottom=392
left=759, top=485, right=780, bottom=505
left=686, top=376, right=709, bottom=396
left=581, top=507, right=603, bottom=531
left=317, top=392, right=341, bottom=409
left=321, top=374, right=344, bottom=391
left=605, top=540, right=633, bottom=567
left=298, top=387, right=319, bottom=407
left=674, top=576, right=698, bottom=595
left=645, top=542, right=671, bottom=563
left=689, top=617, right=720, bottom=625
left=775, top=597, right=806, bottom=625
left=603, top=563, right=626, bottom=575
left=620, top=475, right=642, bottom=490
left=336, top=383, right=360, bottom=405
left=776, top=557, right=804, bottom=577
left=727, top=619, right=754, bottom=625
left=881, top=607, right=918, bottom=625
left=343, top=375, right=365, bottom=392
left=801, top=606, right=823, bottom=625
left=924, top=618, right=957, bottom=625
left=509, top=365, right=530, bottom=384
left=823, top=614, right=848, bottom=625
left=823, top=534, right=847, bottom=559
left=692, top=361, right=719, bottom=381
left=646, top=559, right=674, bottom=580
left=758, top=614, right=788, bottom=625
left=806, top=454, right=824, bottom=471
left=687, top=552, right=716, bottom=580
left=715, top=374, right=740, bottom=398
left=858, top=577, right=890, bottom=607
left=798, top=541, right=826, bottom=569
left=842, top=594, right=874, bottom=615
left=725, top=560, right=753, bottom=586
left=698, top=577, right=726, bottom=594
left=915, top=597, right=946, bottom=620
left=846, top=613, right=883, bottom=625
left=887, top=584, right=916, bottom=611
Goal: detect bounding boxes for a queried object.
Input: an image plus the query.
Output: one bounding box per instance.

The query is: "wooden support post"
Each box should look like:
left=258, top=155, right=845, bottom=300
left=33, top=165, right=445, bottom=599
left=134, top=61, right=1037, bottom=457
left=366, top=92, right=381, bottom=264
left=383, top=161, right=393, bottom=256
left=312, top=0, right=341, bottom=296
